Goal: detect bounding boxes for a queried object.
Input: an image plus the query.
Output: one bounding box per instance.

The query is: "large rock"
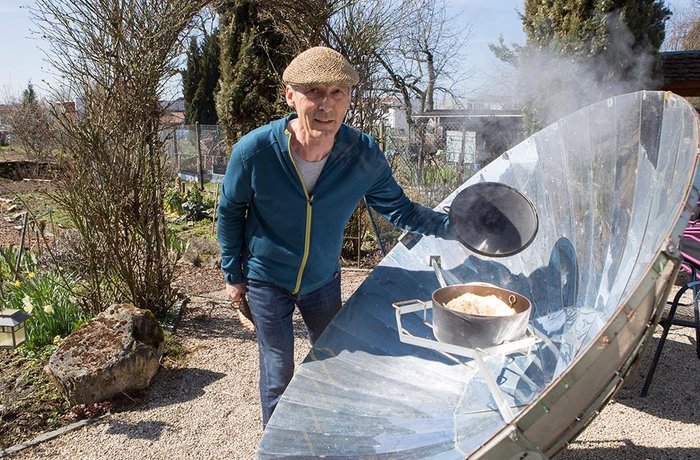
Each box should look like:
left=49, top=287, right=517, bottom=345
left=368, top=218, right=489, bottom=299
left=47, top=303, right=164, bottom=406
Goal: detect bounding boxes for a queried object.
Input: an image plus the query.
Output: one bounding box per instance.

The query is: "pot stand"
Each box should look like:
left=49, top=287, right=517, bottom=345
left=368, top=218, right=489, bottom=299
left=393, top=299, right=541, bottom=423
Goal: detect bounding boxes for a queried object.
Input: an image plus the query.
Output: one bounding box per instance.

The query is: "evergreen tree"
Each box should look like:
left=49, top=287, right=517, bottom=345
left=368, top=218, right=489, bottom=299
left=517, top=0, right=671, bottom=130
left=22, top=82, right=38, bottom=106
left=182, top=37, right=202, bottom=124
left=216, top=0, right=289, bottom=145
left=198, top=32, right=221, bottom=125
left=182, top=32, right=220, bottom=125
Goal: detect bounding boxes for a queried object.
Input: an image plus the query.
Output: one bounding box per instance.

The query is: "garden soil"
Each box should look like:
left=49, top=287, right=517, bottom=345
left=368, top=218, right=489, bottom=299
left=1, top=178, right=699, bottom=459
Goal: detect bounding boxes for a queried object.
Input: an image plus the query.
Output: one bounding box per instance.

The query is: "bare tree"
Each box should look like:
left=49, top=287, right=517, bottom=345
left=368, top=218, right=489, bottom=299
left=259, top=0, right=336, bottom=52
left=663, top=2, right=700, bottom=51
left=320, top=0, right=402, bottom=133
left=387, top=0, right=471, bottom=113
left=1, top=83, right=56, bottom=159
left=318, top=0, right=471, bottom=183
left=192, top=4, right=220, bottom=39
left=376, top=0, right=471, bottom=183
left=31, top=0, right=209, bottom=316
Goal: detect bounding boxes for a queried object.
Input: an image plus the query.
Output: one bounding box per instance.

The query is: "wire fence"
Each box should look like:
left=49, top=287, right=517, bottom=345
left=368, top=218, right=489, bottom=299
left=164, top=120, right=516, bottom=196
left=164, top=117, right=523, bottom=266
left=164, top=123, right=228, bottom=187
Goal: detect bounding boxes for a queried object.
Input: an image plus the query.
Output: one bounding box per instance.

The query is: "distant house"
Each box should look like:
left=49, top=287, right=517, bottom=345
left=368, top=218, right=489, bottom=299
left=659, top=50, right=700, bottom=98
left=48, top=97, right=186, bottom=127
left=52, top=100, right=78, bottom=120
left=413, top=99, right=524, bottom=167
left=0, top=125, right=11, bottom=146
left=160, top=98, right=186, bottom=127
left=0, top=105, right=13, bottom=146
left=380, top=97, right=410, bottom=135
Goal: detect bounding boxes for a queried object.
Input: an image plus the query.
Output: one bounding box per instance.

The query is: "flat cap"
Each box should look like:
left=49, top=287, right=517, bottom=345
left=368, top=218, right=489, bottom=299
left=283, top=46, right=359, bottom=86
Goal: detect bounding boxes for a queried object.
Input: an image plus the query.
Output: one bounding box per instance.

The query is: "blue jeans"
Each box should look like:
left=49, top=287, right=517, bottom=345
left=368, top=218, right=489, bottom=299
left=246, top=272, right=342, bottom=427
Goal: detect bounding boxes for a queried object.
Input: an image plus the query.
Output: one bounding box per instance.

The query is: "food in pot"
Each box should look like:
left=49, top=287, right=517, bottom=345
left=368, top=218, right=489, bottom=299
left=445, top=292, right=515, bottom=317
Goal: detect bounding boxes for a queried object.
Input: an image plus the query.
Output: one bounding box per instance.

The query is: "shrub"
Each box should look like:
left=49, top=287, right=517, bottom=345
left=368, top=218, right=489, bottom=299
left=165, top=186, right=215, bottom=222
left=181, top=187, right=215, bottom=222
left=164, top=187, right=186, bottom=215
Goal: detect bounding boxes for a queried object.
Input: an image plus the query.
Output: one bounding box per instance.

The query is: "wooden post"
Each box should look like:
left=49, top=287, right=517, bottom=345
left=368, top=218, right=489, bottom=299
left=196, top=122, right=204, bottom=190
left=459, top=122, right=468, bottom=181
left=379, top=119, right=386, bottom=152
left=172, top=127, right=179, bottom=176
left=357, top=202, right=363, bottom=268
left=212, top=183, right=220, bottom=235
left=14, top=212, right=29, bottom=281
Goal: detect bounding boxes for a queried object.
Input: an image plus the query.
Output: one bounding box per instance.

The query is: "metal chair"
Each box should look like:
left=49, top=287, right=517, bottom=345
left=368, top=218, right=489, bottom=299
left=641, top=224, right=700, bottom=396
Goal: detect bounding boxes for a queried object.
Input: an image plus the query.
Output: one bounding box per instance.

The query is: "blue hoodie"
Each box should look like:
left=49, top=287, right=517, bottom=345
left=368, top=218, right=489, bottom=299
left=217, top=114, right=451, bottom=295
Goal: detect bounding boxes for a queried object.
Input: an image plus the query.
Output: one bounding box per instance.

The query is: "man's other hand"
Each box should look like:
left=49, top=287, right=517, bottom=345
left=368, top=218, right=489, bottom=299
left=226, top=282, right=246, bottom=302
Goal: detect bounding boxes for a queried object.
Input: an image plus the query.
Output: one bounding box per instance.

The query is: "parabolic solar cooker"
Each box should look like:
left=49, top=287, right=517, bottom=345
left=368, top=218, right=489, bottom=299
left=257, top=91, right=700, bottom=459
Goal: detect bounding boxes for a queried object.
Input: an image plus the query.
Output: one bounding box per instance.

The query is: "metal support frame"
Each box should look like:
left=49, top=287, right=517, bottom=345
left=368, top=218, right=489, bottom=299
left=641, top=269, right=700, bottom=396
left=393, top=299, right=539, bottom=424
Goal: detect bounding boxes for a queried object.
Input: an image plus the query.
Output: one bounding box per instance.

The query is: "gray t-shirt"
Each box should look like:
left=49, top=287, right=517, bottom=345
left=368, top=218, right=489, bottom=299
left=292, top=151, right=328, bottom=193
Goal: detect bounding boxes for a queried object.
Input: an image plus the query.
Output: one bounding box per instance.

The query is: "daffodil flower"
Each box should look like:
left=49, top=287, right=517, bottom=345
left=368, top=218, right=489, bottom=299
left=43, top=305, right=54, bottom=315
left=27, top=272, right=35, bottom=279
left=22, top=296, right=34, bottom=314
left=13, top=280, right=21, bottom=287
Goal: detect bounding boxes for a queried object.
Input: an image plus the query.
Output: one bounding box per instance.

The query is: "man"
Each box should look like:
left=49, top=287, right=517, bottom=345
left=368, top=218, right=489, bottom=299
left=217, top=46, right=452, bottom=426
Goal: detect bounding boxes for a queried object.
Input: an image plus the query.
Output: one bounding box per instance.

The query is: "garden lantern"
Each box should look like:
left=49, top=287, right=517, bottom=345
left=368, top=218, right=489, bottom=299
left=0, top=309, right=31, bottom=349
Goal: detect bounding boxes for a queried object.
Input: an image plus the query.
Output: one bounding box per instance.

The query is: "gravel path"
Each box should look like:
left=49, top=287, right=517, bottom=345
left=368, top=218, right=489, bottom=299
left=8, top=272, right=700, bottom=459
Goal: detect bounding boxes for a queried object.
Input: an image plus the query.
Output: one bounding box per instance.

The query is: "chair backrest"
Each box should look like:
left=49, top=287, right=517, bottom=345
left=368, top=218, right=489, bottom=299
left=680, top=231, right=700, bottom=278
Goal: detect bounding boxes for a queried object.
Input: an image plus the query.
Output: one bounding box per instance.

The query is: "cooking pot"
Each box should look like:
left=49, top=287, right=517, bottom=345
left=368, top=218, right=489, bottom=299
left=431, top=283, right=532, bottom=348
left=448, top=182, right=538, bottom=257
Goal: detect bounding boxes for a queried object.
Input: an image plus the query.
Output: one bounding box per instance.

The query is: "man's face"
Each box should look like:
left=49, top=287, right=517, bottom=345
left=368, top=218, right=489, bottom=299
left=285, top=83, right=352, bottom=139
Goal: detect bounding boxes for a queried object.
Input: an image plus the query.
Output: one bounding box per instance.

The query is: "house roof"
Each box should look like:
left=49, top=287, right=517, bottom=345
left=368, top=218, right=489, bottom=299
left=161, top=98, right=185, bottom=112
left=160, top=111, right=185, bottom=127
left=659, top=50, right=700, bottom=96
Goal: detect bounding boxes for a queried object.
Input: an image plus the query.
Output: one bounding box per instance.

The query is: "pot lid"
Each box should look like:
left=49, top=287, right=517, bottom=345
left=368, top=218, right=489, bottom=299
left=449, top=182, right=538, bottom=257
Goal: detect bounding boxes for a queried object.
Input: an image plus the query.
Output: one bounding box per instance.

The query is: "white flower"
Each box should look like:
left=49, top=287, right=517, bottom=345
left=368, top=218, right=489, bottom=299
left=22, top=295, right=34, bottom=313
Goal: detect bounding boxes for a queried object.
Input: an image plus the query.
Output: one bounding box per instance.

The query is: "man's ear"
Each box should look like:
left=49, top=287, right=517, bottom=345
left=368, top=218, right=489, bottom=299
left=285, top=85, right=295, bottom=108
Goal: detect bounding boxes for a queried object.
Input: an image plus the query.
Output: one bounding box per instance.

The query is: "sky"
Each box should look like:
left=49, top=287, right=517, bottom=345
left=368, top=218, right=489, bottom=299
left=0, top=0, right=695, bottom=101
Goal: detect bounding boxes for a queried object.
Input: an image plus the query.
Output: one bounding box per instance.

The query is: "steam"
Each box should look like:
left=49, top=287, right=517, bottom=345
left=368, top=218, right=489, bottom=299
left=515, top=11, right=661, bottom=128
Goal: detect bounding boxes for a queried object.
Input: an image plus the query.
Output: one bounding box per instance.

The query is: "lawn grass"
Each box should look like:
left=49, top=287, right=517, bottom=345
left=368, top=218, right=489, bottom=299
left=0, top=145, right=26, bottom=160
left=168, top=218, right=217, bottom=243
left=15, top=192, right=74, bottom=229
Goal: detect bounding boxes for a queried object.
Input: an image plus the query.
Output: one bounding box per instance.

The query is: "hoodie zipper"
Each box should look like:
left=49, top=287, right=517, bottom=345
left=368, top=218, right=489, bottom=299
left=286, top=132, right=313, bottom=295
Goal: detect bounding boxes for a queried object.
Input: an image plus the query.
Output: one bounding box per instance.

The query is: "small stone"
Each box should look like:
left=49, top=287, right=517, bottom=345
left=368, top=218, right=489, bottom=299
left=14, top=375, right=29, bottom=392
